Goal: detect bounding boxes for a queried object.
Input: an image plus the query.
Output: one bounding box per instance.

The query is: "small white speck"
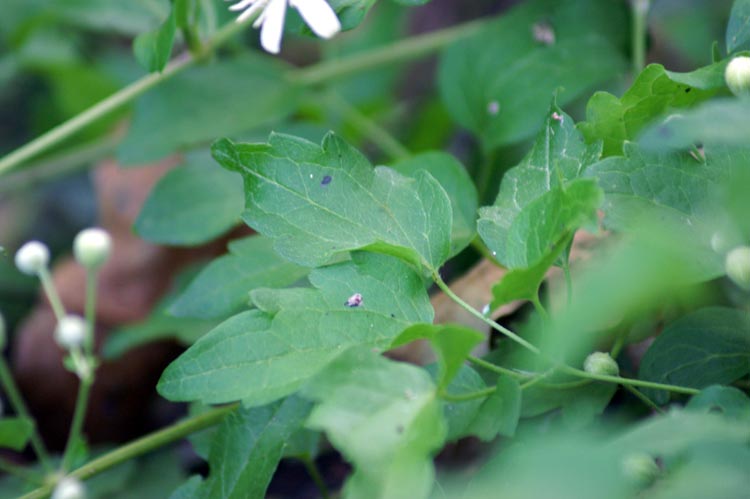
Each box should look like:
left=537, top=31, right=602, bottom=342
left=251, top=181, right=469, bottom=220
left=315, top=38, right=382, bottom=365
left=532, top=22, right=555, bottom=45
left=551, top=111, right=564, bottom=123
left=487, top=101, right=500, bottom=115
left=481, top=304, right=490, bottom=316
left=309, top=174, right=313, bottom=179
left=492, top=251, right=497, bottom=256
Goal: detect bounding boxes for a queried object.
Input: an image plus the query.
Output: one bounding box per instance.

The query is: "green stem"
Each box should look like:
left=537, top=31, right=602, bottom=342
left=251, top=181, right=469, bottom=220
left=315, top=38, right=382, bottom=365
left=631, top=0, right=650, bottom=75
left=434, top=273, right=541, bottom=355
left=561, top=257, right=573, bottom=306
left=0, top=457, right=44, bottom=485
left=0, top=17, right=487, bottom=177
left=623, top=384, right=665, bottom=414
left=0, top=132, right=122, bottom=196
left=0, top=359, right=53, bottom=472
left=467, top=356, right=530, bottom=380
left=83, top=270, right=97, bottom=358
left=292, top=18, right=486, bottom=86
left=328, top=93, right=410, bottom=161
left=301, top=456, right=330, bottom=499
left=441, top=278, right=700, bottom=396
left=441, top=386, right=497, bottom=402
left=60, top=377, right=92, bottom=472
left=37, top=268, right=65, bottom=322
left=530, top=294, right=549, bottom=321
left=19, top=404, right=238, bottom=499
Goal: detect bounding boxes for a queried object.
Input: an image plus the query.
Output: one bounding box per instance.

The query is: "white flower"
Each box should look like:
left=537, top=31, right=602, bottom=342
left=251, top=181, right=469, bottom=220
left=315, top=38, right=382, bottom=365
left=227, top=0, right=341, bottom=54
left=73, top=228, right=112, bottom=270
left=55, top=315, right=87, bottom=350
left=52, top=477, right=86, bottom=499
left=14, top=241, right=50, bottom=276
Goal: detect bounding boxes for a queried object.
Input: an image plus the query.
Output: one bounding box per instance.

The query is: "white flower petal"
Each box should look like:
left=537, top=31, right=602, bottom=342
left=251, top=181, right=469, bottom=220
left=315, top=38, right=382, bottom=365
left=260, top=0, right=287, bottom=54
left=237, top=0, right=267, bottom=22
left=229, top=0, right=257, bottom=11
left=290, top=0, right=341, bottom=39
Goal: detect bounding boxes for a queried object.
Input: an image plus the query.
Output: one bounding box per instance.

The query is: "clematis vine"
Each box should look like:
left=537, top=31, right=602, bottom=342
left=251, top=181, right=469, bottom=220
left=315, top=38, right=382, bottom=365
left=226, top=0, right=342, bottom=54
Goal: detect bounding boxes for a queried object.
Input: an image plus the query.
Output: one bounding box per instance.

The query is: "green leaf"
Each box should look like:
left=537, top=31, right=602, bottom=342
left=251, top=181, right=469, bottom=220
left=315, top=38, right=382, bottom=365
left=194, top=397, right=311, bottom=499
left=438, top=0, right=627, bottom=150
left=118, top=55, right=301, bottom=165
left=639, top=99, right=750, bottom=151
left=639, top=307, right=750, bottom=404
left=465, top=376, right=521, bottom=441
left=170, top=235, right=309, bottom=319
left=586, top=143, right=743, bottom=280
left=392, top=324, right=484, bottom=390
left=391, top=152, right=478, bottom=256
left=213, top=133, right=452, bottom=273
left=433, top=365, right=486, bottom=442
left=50, top=0, right=171, bottom=36
left=0, top=418, right=33, bottom=451
left=135, top=152, right=244, bottom=246
left=169, top=476, right=203, bottom=499
left=521, top=379, right=616, bottom=428
left=727, top=0, right=750, bottom=53
left=579, top=62, right=724, bottom=156
left=133, top=10, right=176, bottom=73
left=686, top=385, right=750, bottom=421
left=489, top=236, right=568, bottom=309
left=477, top=102, right=602, bottom=269
left=157, top=252, right=433, bottom=406
left=302, top=348, right=445, bottom=499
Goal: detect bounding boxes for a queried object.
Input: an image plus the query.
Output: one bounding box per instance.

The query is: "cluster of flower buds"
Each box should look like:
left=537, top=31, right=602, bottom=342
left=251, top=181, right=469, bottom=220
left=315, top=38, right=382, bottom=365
left=12, top=228, right=111, bottom=381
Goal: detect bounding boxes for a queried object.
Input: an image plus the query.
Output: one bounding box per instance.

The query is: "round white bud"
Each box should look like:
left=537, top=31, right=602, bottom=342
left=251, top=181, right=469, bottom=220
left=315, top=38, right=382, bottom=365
left=14, top=241, right=49, bottom=276
left=52, top=477, right=86, bottom=499
left=725, top=56, right=750, bottom=98
left=73, top=228, right=112, bottom=270
left=55, top=315, right=87, bottom=350
left=583, top=351, right=619, bottom=376
left=622, top=452, right=660, bottom=485
left=725, top=246, right=750, bottom=290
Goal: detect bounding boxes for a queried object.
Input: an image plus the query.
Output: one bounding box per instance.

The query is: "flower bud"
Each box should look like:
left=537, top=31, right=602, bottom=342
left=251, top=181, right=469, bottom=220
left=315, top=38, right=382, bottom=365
left=73, top=228, right=112, bottom=270
left=725, top=56, right=750, bottom=98
left=583, top=351, right=619, bottom=376
left=725, top=246, right=750, bottom=290
left=14, top=241, right=49, bottom=276
left=55, top=315, right=87, bottom=350
left=622, top=452, right=660, bottom=485
left=52, top=476, right=86, bottom=499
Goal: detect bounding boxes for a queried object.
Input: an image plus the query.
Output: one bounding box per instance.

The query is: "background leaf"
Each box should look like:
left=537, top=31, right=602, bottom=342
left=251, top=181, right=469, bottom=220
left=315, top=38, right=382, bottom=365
left=639, top=307, right=750, bottom=404
left=0, top=418, right=33, bottom=451
left=303, top=348, right=445, bottom=499
left=157, top=252, right=433, bottom=406
left=193, top=397, right=311, bottom=499
left=170, top=235, right=308, bottom=319
left=686, top=385, right=750, bottom=421
left=438, top=0, right=627, bottom=150
left=135, top=151, right=244, bottom=246
left=118, top=55, right=302, bottom=165
left=727, top=0, right=750, bottom=53
left=465, top=376, right=521, bottom=440
left=639, top=99, right=750, bottom=150
left=214, top=132, right=452, bottom=272
left=133, top=10, right=176, bottom=73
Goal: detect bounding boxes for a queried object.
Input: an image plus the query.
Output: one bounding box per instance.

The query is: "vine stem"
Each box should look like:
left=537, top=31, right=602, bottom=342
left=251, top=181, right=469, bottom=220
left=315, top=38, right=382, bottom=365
left=0, top=17, right=487, bottom=177
left=631, top=0, right=650, bottom=75
left=301, top=456, right=330, bottom=499
left=435, top=273, right=701, bottom=397
left=327, top=93, right=411, bottom=161
left=0, top=359, right=53, bottom=472
left=18, top=404, right=239, bottom=499
left=37, top=268, right=65, bottom=322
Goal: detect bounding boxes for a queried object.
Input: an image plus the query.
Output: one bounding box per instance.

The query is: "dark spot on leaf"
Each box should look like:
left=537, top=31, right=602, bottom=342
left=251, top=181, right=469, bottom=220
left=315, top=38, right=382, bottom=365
left=658, top=126, right=672, bottom=138
left=390, top=313, right=395, bottom=318
left=396, top=424, right=404, bottom=434
left=321, top=175, right=332, bottom=186
left=684, top=87, right=692, bottom=93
